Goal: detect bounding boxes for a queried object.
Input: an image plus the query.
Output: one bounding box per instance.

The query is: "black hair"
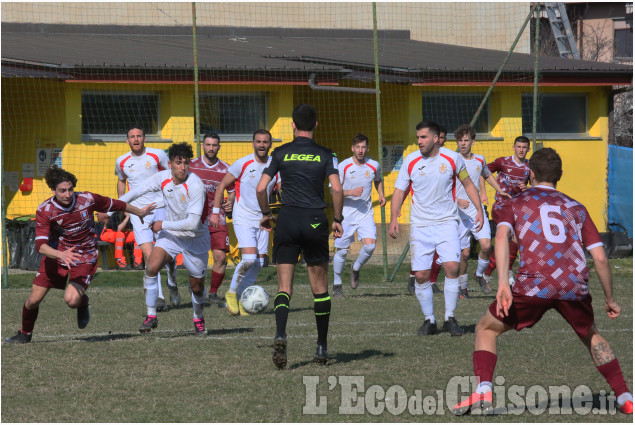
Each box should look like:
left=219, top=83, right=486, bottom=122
left=203, top=132, right=221, bottom=143
left=44, top=165, right=77, bottom=190
left=415, top=120, right=440, bottom=136
left=252, top=129, right=272, bottom=141
left=529, top=147, right=562, bottom=184
left=292, top=104, right=317, bottom=131
left=168, top=142, right=194, bottom=161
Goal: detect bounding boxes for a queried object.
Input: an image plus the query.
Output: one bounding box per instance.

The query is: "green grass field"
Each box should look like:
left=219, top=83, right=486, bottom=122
left=2, top=258, right=632, bottom=422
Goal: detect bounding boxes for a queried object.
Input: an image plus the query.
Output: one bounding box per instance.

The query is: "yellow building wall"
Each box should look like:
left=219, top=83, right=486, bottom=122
left=2, top=79, right=612, bottom=236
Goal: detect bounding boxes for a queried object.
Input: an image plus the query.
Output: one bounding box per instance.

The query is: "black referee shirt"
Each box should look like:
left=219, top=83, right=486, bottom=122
left=263, top=136, right=338, bottom=209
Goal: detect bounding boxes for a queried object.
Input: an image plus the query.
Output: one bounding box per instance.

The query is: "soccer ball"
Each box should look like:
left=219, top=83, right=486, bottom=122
left=240, top=285, right=270, bottom=314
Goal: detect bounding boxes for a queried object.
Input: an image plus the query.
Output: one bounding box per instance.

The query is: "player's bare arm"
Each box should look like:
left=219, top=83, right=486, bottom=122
left=456, top=198, right=470, bottom=209
left=459, top=175, right=484, bottom=231
left=374, top=180, right=386, bottom=207
left=329, top=173, right=344, bottom=239
left=211, top=172, right=236, bottom=227
left=485, top=174, right=511, bottom=199
left=256, top=173, right=275, bottom=231
left=117, top=212, right=131, bottom=232
left=494, top=224, right=513, bottom=316
left=589, top=245, right=621, bottom=319
left=479, top=176, right=488, bottom=205
left=389, top=188, right=406, bottom=239
left=344, top=187, right=363, bottom=197
left=39, top=244, right=81, bottom=268
left=224, top=191, right=235, bottom=213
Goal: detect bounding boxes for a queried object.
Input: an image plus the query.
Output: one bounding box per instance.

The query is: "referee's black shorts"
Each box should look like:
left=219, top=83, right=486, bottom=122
left=273, top=206, right=329, bottom=265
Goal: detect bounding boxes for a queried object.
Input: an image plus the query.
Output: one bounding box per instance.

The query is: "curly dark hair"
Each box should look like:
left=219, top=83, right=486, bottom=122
left=44, top=165, right=77, bottom=190
left=454, top=124, right=476, bottom=141
left=168, top=142, right=194, bottom=161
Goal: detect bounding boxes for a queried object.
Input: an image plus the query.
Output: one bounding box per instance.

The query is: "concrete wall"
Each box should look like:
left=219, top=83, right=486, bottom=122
left=1, top=2, right=531, bottom=53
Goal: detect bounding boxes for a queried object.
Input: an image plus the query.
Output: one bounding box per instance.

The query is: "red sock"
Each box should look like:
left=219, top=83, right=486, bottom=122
left=484, top=254, right=496, bottom=277
left=429, top=252, right=442, bottom=283
left=473, top=350, right=497, bottom=385
left=508, top=240, right=519, bottom=269
left=209, top=271, right=224, bottom=294
left=22, top=304, right=39, bottom=334
left=597, top=359, right=630, bottom=397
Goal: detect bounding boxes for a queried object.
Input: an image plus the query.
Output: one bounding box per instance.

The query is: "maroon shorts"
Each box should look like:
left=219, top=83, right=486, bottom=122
left=489, top=293, right=594, bottom=339
left=209, top=225, right=229, bottom=251
left=33, top=257, right=97, bottom=290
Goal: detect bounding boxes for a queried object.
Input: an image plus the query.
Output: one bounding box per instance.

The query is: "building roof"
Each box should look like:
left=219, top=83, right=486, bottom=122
left=2, top=23, right=632, bottom=84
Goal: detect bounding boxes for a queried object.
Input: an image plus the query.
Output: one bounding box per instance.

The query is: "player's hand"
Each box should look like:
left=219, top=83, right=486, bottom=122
left=480, top=193, right=489, bottom=206
left=260, top=214, right=276, bottom=232
left=138, top=203, right=157, bottom=224
left=151, top=220, right=163, bottom=233
left=59, top=246, right=81, bottom=269
left=222, top=199, right=232, bottom=213
left=605, top=299, right=621, bottom=319
left=457, top=198, right=470, bottom=209
left=496, top=284, right=513, bottom=317
left=96, top=212, right=109, bottom=224
left=331, top=222, right=343, bottom=239
left=473, top=209, right=484, bottom=232
left=498, top=190, right=512, bottom=199
left=209, top=213, right=220, bottom=228
left=349, top=187, right=363, bottom=197
left=378, top=196, right=386, bottom=207
left=519, top=182, right=527, bottom=191
left=389, top=220, right=399, bottom=239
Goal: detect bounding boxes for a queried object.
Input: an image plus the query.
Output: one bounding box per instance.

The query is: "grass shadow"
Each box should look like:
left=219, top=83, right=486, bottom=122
left=75, top=333, right=139, bottom=343
left=288, top=348, right=395, bottom=369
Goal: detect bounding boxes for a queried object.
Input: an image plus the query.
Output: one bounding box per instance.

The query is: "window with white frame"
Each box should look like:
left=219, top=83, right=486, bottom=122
left=421, top=93, right=490, bottom=135
left=82, top=92, right=159, bottom=136
left=522, top=93, right=587, bottom=135
left=198, top=93, right=267, bottom=139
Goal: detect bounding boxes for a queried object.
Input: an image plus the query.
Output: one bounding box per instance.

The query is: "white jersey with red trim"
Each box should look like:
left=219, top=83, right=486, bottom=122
left=118, top=170, right=208, bottom=239
left=394, top=147, right=466, bottom=226
left=228, top=153, right=280, bottom=226
left=115, top=147, right=169, bottom=209
left=338, top=156, right=381, bottom=224
left=455, top=153, right=491, bottom=218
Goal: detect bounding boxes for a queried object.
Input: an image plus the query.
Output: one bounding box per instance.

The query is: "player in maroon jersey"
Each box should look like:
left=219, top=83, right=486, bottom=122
left=452, top=148, right=633, bottom=415
left=5, top=166, right=155, bottom=344
left=477, top=136, right=531, bottom=291
left=189, top=132, right=235, bottom=303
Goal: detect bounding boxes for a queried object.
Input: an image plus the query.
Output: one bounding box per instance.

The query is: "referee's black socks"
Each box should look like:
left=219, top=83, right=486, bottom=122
left=313, top=292, right=331, bottom=347
left=274, top=291, right=290, bottom=337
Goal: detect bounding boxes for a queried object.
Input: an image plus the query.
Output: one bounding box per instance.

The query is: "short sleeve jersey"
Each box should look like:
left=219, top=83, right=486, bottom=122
left=128, top=170, right=208, bottom=239
left=498, top=185, right=603, bottom=300
left=488, top=155, right=530, bottom=203
left=228, top=153, right=280, bottom=226
left=189, top=157, right=234, bottom=227
left=455, top=153, right=491, bottom=219
left=115, top=147, right=169, bottom=209
left=338, top=156, right=381, bottom=224
left=394, top=147, right=467, bottom=226
left=35, top=192, right=127, bottom=265
left=263, top=137, right=339, bottom=209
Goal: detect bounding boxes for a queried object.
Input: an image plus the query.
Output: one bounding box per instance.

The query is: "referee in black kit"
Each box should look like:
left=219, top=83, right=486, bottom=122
left=256, top=104, right=343, bottom=369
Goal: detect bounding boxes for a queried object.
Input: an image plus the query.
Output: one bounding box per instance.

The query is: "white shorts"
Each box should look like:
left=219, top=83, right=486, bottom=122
left=458, top=210, right=492, bottom=250
left=234, top=224, right=270, bottom=254
left=409, top=221, right=460, bottom=272
left=130, top=211, right=156, bottom=245
left=333, top=218, right=377, bottom=249
left=155, top=231, right=210, bottom=278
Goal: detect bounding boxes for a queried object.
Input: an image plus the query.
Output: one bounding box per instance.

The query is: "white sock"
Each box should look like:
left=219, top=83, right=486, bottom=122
left=617, top=392, right=633, bottom=406
left=166, top=259, right=178, bottom=287
left=476, top=256, right=489, bottom=277
left=192, top=291, right=205, bottom=319
left=353, top=244, right=375, bottom=271
left=459, top=274, right=468, bottom=290
left=156, top=272, right=164, bottom=300
left=236, top=257, right=264, bottom=296
left=333, top=248, right=348, bottom=285
left=143, top=274, right=159, bottom=316
left=414, top=281, right=435, bottom=323
left=444, top=277, right=460, bottom=320
left=229, top=254, right=257, bottom=292
left=476, top=381, right=492, bottom=394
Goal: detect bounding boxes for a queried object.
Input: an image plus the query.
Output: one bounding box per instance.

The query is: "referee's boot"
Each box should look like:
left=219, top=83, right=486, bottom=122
left=314, top=343, right=328, bottom=365
left=272, top=333, right=287, bottom=370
